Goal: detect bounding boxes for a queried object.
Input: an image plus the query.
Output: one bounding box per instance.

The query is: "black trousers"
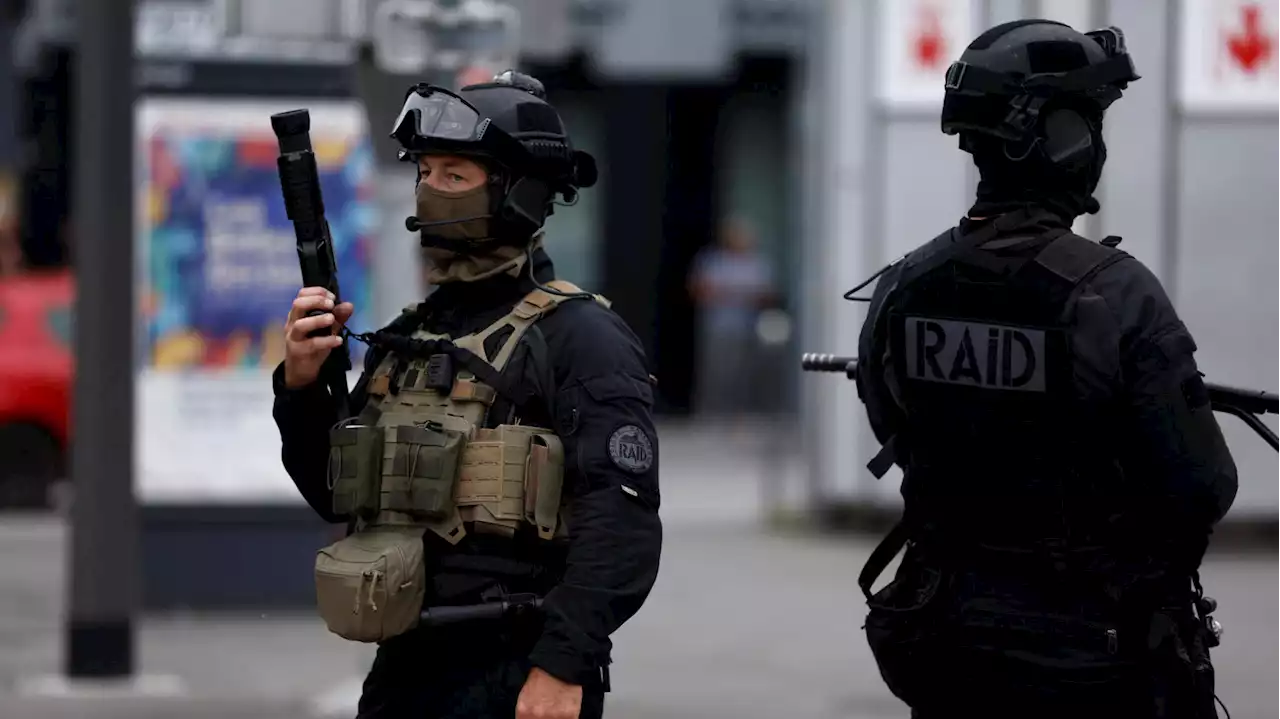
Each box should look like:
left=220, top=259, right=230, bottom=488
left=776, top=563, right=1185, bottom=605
left=355, top=621, right=605, bottom=719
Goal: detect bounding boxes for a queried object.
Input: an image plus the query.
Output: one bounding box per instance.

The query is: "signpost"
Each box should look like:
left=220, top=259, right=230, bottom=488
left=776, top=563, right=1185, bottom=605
left=876, top=0, right=977, bottom=111
left=17, top=0, right=179, bottom=698
left=1179, top=0, right=1279, bottom=113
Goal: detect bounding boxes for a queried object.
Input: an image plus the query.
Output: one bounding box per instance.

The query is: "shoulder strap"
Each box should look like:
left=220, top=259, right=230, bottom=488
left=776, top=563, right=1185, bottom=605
left=1018, top=232, right=1131, bottom=308
left=897, top=208, right=1042, bottom=288
left=1032, top=232, right=1130, bottom=283
left=462, top=280, right=605, bottom=375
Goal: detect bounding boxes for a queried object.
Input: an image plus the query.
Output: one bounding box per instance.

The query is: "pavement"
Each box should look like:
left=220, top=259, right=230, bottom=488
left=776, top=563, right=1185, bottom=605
left=0, top=423, right=1275, bottom=719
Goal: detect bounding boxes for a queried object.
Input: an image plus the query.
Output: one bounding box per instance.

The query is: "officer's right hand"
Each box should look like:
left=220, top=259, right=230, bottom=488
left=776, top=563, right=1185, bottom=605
left=283, top=287, right=354, bottom=390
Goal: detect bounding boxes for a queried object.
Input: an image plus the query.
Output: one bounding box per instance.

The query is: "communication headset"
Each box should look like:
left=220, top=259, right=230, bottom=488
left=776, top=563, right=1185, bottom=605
left=1037, top=107, right=1096, bottom=170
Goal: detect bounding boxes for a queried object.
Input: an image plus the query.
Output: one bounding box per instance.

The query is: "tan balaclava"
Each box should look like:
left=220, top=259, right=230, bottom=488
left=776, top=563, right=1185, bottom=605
left=415, top=180, right=538, bottom=285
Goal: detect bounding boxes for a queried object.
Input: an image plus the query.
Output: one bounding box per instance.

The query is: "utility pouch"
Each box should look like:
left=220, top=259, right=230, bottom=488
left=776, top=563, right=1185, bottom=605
left=863, top=555, right=947, bottom=706
left=456, top=425, right=562, bottom=538
left=314, top=526, right=426, bottom=643
left=380, top=422, right=466, bottom=519
left=1148, top=610, right=1220, bottom=719
left=523, top=432, right=565, bottom=540
left=329, top=424, right=384, bottom=518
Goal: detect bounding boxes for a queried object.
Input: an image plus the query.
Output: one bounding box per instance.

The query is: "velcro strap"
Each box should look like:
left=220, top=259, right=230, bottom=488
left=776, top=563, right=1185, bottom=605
left=867, top=435, right=899, bottom=480
left=513, top=290, right=557, bottom=320
left=859, top=519, right=912, bottom=599
left=450, top=379, right=496, bottom=405
left=367, top=374, right=391, bottom=397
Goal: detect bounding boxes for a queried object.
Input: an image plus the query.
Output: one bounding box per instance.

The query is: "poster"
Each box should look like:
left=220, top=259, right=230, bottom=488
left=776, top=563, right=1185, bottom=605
left=1179, top=0, right=1279, bottom=112
left=877, top=0, right=977, bottom=110
left=136, top=98, right=375, bottom=503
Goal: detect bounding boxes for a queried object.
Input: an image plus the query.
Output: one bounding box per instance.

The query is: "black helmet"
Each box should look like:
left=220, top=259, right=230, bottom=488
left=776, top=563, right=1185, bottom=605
left=941, top=20, right=1140, bottom=149
left=390, top=70, right=597, bottom=202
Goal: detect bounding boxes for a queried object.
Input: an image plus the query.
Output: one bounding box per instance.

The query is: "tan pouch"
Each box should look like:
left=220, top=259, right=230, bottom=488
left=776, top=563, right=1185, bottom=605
left=314, top=526, right=426, bottom=643
left=380, top=422, right=465, bottom=519
left=523, top=432, right=565, bottom=540
left=457, top=425, right=537, bottom=529
left=329, top=424, right=384, bottom=518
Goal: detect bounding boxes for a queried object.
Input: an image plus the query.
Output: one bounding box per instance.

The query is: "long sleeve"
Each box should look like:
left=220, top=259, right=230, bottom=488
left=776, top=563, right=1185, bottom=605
left=527, top=303, right=663, bottom=686
left=1092, top=257, right=1238, bottom=565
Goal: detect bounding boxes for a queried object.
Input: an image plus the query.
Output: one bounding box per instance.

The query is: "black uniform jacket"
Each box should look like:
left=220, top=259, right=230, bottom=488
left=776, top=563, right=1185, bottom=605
left=857, top=212, right=1238, bottom=557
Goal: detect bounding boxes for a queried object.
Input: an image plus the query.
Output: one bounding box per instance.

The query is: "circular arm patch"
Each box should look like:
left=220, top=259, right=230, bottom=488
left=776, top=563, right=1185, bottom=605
left=607, top=424, right=654, bottom=474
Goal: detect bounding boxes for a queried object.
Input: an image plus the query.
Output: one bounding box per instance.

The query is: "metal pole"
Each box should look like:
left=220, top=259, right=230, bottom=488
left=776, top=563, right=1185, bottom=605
left=66, top=0, right=137, bottom=679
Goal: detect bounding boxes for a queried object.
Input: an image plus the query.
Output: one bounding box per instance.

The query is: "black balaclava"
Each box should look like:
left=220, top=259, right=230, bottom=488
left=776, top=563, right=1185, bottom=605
left=965, top=106, right=1108, bottom=225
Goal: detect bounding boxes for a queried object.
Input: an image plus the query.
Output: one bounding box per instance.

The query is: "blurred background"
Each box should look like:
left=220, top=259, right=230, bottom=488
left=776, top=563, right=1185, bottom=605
left=0, top=0, right=1275, bottom=717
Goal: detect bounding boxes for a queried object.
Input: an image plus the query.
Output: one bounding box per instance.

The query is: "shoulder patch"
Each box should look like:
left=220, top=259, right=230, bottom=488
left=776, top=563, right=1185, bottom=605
left=607, top=424, right=655, bottom=474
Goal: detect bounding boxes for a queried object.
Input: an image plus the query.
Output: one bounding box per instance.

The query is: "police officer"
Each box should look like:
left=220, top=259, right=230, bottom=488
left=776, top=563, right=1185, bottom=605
left=273, top=71, right=662, bottom=719
left=852, top=21, right=1238, bottom=719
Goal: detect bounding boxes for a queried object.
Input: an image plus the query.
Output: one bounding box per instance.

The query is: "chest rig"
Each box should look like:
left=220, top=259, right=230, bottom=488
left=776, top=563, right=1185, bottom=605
left=327, top=280, right=609, bottom=546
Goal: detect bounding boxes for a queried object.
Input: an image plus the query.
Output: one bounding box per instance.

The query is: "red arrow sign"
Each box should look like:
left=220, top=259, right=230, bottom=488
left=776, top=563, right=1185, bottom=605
left=912, top=6, right=946, bottom=70
left=1226, top=4, right=1274, bottom=73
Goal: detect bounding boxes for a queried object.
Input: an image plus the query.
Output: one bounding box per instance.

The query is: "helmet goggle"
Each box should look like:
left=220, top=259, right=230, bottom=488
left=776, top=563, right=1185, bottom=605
left=390, top=84, right=530, bottom=169
left=942, top=25, right=1141, bottom=138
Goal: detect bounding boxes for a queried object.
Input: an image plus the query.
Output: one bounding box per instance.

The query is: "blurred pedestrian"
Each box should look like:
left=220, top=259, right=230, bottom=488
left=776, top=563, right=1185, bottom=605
left=688, top=216, right=776, bottom=427
left=853, top=21, right=1236, bottom=719
left=273, top=71, right=661, bottom=719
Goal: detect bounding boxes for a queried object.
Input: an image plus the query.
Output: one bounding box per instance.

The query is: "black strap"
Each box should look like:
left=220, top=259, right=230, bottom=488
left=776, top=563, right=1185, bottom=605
left=1031, top=231, right=1130, bottom=284
left=1016, top=232, right=1131, bottom=309
left=866, top=434, right=899, bottom=480
left=897, top=208, right=1048, bottom=287
left=858, top=518, right=913, bottom=599
left=951, top=227, right=1071, bottom=278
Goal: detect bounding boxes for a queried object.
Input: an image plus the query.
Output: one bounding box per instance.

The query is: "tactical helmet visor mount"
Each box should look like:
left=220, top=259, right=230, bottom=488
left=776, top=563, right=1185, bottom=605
left=942, top=26, right=1141, bottom=140
left=391, top=84, right=530, bottom=170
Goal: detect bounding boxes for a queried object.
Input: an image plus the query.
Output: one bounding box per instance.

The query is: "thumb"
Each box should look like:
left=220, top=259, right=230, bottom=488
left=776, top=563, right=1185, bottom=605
left=334, top=302, right=355, bottom=326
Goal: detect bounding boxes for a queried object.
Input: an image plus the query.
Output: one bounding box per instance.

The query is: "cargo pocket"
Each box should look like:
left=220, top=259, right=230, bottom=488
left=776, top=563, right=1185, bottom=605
left=864, top=561, right=946, bottom=707
left=381, top=422, right=465, bottom=519
left=314, top=527, right=426, bottom=643
left=329, top=424, right=384, bottom=518
left=523, top=432, right=565, bottom=540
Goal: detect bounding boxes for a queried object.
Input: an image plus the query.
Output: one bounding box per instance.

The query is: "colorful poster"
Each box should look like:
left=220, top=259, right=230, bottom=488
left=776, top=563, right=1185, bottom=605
left=136, top=98, right=375, bottom=504
left=141, top=99, right=374, bottom=370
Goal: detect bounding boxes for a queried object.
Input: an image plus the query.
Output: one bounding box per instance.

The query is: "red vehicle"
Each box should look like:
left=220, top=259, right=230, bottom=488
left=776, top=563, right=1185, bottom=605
left=0, top=269, right=72, bottom=508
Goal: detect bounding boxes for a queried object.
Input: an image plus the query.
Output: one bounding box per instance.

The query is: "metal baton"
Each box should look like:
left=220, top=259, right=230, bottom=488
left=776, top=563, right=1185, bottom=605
left=418, top=594, right=543, bottom=628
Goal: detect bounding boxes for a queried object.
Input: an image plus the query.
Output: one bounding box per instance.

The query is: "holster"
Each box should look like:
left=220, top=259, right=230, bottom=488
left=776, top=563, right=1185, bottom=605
left=1147, top=609, right=1219, bottom=719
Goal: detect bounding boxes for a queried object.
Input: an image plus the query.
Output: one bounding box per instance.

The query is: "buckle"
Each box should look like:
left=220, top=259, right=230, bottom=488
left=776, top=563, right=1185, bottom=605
left=944, top=61, right=967, bottom=91
left=424, top=353, right=455, bottom=392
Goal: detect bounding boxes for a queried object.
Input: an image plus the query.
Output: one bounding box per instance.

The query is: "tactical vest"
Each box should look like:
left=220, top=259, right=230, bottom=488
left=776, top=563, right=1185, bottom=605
left=858, top=217, right=1219, bottom=715
left=313, top=280, right=610, bottom=643
left=858, top=212, right=1132, bottom=596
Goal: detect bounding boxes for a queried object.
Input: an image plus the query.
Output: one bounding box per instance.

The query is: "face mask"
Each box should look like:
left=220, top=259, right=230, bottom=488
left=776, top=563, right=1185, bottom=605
left=414, top=182, right=493, bottom=244
left=413, top=181, right=534, bottom=285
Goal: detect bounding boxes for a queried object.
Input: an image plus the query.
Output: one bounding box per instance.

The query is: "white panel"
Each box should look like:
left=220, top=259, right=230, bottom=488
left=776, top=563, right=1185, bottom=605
left=813, top=0, right=874, bottom=500
left=877, top=0, right=979, bottom=111
left=1098, top=0, right=1169, bottom=273
left=1037, top=0, right=1092, bottom=29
